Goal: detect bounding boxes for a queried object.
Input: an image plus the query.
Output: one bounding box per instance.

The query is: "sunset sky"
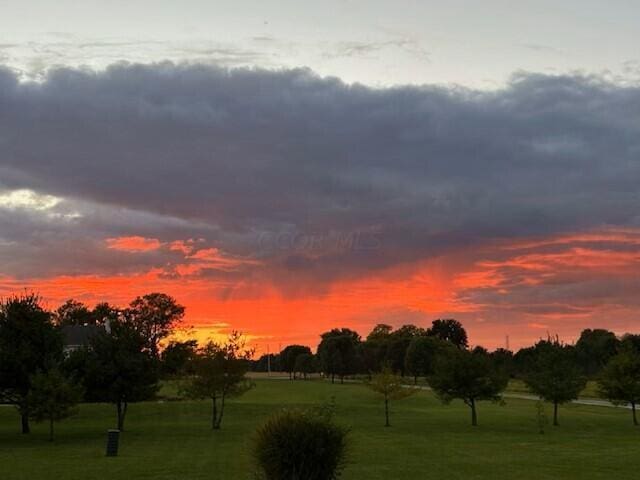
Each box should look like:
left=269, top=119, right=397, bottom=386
left=1, top=1, right=640, bottom=352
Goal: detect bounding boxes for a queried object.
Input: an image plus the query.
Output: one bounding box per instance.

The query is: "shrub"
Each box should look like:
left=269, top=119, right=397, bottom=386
left=252, top=407, right=348, bottom=480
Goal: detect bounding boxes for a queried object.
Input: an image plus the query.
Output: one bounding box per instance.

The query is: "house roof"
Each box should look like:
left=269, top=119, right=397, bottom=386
left=61, top=325, right=102, bottom=346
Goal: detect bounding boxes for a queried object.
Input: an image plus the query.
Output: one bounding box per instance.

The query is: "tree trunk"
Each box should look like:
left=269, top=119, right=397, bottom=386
left=553, top=401, right=559, bottom=426
left=414, top=375, right=418, bottom=385
left=384, top=396, right=390, bottom=427
left=212, top=396, right=218, bottom=430
left=470, top=398, right=478, bottom=426
left=216, top=394, right=226, bottom=429
left=117, top=401, right=127, bottom=431
left=49, top=417, right=54, bottom=442
left=632, top=401, right=638, bottom=426
left=331, top=373, right=335, bottom=384
left=21, top=411, right=30, bottom=434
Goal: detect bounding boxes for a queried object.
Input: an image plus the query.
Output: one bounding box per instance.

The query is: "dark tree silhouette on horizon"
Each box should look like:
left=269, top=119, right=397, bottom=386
left=0, top=293, right=62, bottom=434
left=428, top=319, right=468, bottom=349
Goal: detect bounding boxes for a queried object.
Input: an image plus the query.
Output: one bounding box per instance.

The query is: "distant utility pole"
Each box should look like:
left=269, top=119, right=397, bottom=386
left=505, top=335, right=510, bottom=351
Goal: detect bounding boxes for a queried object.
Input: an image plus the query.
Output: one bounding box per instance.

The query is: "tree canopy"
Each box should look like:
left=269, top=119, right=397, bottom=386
left=427, top=319, right=468, bottom=349
left=125, top=293, right=185, bottom=357
left=429, top=347, right=507, bottom=426
left=0, top=293, right=63, bottom=434
left=182, top=332, right=254, bottom=429
left=598, top=345, right=640, bottom=426
left=74, top=320, right=159, bottom=431
left=523, top=340, right=586, bottom=426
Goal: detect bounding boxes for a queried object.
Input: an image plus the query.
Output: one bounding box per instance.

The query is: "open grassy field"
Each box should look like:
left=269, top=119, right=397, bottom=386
left=1, top=378, right=638, bottom=479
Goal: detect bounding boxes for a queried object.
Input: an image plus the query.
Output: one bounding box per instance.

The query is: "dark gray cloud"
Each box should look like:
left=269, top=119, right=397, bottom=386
left=1, top=63, right=639, bottom=287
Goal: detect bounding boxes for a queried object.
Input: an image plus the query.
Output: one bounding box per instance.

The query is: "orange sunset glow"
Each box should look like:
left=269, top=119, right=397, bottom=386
left=3, top=226, right=640, bottom=353
left=2, top=59, right=640, bottom=356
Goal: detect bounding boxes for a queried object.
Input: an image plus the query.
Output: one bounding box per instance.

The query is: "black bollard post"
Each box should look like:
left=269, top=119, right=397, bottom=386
left=106, top=429, right=120, bottom=457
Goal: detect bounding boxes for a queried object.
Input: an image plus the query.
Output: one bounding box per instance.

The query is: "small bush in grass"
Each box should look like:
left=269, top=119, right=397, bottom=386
left=252, top=405, right=348, bottom=480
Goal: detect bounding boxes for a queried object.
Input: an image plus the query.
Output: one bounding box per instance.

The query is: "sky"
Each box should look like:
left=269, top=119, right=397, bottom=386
left=1, top=1, right=640, bottom=351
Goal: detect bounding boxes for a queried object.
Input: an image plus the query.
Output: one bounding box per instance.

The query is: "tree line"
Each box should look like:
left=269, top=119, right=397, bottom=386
left=2, top=292, right=640, bottom=440
left=0, top=292, right=253, bottom=439
left=254, top=320, right=640, bottom=427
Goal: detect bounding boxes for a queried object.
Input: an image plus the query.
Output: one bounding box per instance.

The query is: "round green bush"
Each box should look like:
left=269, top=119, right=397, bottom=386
left=252, top=408, right=348, bottom=480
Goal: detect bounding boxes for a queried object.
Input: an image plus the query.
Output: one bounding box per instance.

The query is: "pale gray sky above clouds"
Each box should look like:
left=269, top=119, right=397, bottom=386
left=1, top=0, right=639, bottom=88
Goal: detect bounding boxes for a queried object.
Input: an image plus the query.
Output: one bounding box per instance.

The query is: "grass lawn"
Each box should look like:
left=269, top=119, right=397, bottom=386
left=1, top=378, right=638, bottom=479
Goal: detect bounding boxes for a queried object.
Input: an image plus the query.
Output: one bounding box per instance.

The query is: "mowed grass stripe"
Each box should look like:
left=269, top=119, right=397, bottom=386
left=0, top=379, right=638, bottom=480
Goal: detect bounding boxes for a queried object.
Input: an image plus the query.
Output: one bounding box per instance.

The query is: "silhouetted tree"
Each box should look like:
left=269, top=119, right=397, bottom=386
left=427, top=319, right=468, bottom=349
left=598, top=345, right=640, bottom=425
left=280, top=345, right=312, bottom=379
left=92, top=302, right=121, bottom=326
left=512, top=344, right=538, bottom=378
left=575, top=329, right=619, bottom=377
left=0, top=293, right=62, bottom=434
left=523, top=340, right=586, bottom=426
left=361, top=324, right=393, bottom=376
left=317, top=328, right=362, bottom=383
left=294, top=353, right=317, bottom=379
left=26, top=367, right=82, bottom=441
left=252, top=353, right=281, bottom=373
left=125, top=293, right=185, bottom=357
left=405, top=336, right=448, bottom=383
left=366, top=324, right=393, bottom=342
left=367, top=366, right=418, bottom=426
left=76, top=321, right=158, bottom=431
left=54, top=299, right=94, bottom=326
left=161, top=339, right=198, bottom=377
left=182, top=332, right=254, bottom=429
left=385, top=325, right=425, bottom=376
left=621, top=334, right=640, bottom=353
left=429, top=348, right=507, bottom=426
left=491, top=348, right=514, bottom=378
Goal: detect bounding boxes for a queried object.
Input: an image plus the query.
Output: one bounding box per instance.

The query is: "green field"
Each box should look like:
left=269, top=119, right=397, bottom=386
left=1, top=378, right=638, bottom=479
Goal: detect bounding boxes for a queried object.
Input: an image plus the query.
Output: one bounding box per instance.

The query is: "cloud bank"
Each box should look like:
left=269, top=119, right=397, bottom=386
left=1, top=62, right=639, bottom=346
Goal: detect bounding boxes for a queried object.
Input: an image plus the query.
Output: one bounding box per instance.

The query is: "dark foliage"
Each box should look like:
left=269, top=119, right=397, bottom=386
left=252, top=407, right=348, bottom=480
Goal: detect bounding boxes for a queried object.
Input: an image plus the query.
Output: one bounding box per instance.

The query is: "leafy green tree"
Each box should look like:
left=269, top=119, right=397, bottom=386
left=26, top=367, right=83, bottom=441
left=182, top=332, right=254, bottom=429
left=491, top=348, right=514, bottom=377
left=294, top=353, right=317, bottom=379
left=598, top=346, right=640, bottom=425
left=575, top=329, right=619, bottom=377
left=125, top=293, right=185, bottom=357
left=429, top=348, right=507, bottom=426
left=76, top=321, right=159, bottom=431
left=427, top=319, right=468, bottom=349
left=367, top=366, right=418, bottom=426
left=523, top=340, right=586, bottom=426
left=280, top=345, right=312, bottom=379
left=385, top=325, right=425, bottom=376
left=252, top=406, right=348, bottom=480
left=366, top=323, right=393, bottom=342
left=317, top=329, right=362, bottom=383
left=361, top=324, right=393, bottom=376
left=161, top=339, right=198, bottom=377
left=252, top=353, right=281, bottom=373
left=621, top=334, right=640, bottom=353
left=404, top=336, right=447, bottom=384
left=0, top=293, right=62, bottom=434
